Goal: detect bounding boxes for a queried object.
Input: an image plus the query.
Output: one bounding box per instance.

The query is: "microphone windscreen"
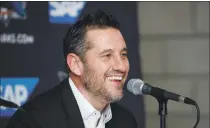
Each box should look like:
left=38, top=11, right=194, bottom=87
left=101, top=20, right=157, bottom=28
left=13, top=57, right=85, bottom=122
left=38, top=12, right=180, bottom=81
left=127, top=79, right=144, bottom=95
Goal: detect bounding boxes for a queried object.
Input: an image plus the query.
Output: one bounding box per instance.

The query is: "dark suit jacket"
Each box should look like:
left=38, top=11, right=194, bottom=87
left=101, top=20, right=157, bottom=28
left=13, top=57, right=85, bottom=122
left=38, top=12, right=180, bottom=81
left=6, top=78, right=137, bottom=128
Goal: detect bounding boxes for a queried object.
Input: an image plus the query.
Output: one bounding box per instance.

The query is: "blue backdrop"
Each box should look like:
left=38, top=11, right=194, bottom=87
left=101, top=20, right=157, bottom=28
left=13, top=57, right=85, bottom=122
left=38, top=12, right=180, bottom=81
left=0, top=2, right=145, bottom=128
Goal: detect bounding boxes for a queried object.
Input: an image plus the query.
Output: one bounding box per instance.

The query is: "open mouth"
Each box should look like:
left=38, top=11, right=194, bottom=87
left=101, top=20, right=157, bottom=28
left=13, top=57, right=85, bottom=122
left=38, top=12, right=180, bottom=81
left=107, top=76, right=123, bottom=85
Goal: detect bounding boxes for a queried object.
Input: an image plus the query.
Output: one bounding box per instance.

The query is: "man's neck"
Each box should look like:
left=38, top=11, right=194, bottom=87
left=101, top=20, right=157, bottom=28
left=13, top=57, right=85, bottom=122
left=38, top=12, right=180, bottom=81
left=78, top=86, right=108, bottom=112
left=70, top=76, right=108, bottom=112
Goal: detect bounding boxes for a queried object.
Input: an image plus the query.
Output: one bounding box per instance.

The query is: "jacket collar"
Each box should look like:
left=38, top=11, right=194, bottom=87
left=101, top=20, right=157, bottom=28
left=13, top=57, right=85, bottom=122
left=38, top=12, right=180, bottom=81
left=60, top=77, right=115, bottom=128
left=60, top=78, right=85, bottom=128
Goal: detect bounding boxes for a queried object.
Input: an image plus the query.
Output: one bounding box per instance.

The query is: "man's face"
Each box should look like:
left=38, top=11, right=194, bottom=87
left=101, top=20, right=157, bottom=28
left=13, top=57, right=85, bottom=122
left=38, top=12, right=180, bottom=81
left=81, top=28, right=130, bottom=103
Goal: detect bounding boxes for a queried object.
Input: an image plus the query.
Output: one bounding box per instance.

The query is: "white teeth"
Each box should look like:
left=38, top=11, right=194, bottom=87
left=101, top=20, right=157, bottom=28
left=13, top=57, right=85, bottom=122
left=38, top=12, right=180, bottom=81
left=107, top=76, right=123, bottom=81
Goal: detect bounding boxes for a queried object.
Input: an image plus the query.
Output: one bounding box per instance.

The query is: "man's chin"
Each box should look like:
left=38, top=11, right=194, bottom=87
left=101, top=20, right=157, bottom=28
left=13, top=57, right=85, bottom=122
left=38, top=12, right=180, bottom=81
left=109, top=91, right=124, bottom=103
left=110, top=95, right=123, bottom=103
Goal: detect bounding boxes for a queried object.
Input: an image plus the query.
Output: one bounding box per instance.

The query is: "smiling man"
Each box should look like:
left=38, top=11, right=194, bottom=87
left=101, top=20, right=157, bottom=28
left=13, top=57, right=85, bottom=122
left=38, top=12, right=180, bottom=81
left=6, top=10, right=137, bottom=128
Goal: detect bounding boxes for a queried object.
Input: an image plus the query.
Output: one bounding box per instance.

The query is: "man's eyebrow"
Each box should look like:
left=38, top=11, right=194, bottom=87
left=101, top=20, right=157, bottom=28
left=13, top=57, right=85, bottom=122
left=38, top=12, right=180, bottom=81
left=121, top=47, right=128, bottom=52
left=100, top=49, right=113, bottom=55
left=99, top=47, right=127, bottom=55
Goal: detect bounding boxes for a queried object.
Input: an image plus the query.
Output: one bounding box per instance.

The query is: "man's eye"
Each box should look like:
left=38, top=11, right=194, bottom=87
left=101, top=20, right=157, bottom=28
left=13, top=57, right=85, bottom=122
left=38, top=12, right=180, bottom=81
left=121, top=53, right=128, bottom=57
left=104, top=54, right=111, bottom=58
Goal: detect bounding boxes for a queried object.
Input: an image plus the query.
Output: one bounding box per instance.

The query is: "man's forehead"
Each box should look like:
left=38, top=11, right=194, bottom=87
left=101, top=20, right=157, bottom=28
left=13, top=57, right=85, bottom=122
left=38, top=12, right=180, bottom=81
left=87, top=43, right=127, bottom=54
left=85, top=28, right=126, bottom=47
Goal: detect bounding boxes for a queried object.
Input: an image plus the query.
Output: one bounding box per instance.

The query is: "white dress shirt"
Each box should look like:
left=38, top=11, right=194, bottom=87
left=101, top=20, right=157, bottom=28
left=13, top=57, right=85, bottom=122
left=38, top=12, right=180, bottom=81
left=69, top=78, right=112, bottom=128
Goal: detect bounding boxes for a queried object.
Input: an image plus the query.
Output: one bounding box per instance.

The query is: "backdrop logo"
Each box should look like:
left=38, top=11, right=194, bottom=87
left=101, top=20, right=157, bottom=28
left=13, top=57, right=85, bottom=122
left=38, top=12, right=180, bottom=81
left=0, top=2, right=27, bottom=27
left=0, top=33, right=35, bottom=45
left=48, top=2, right=86, bottom=24
left=0, top=77, right=39, bottom=117
left=57, top=70, right=68, bottom=81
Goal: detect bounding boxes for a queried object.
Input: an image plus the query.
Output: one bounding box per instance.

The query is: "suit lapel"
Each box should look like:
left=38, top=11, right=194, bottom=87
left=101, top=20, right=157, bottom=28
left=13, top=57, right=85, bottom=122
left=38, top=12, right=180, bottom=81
left=60, top=78, right=85, bottom=128
left=106, top=119, right=115, bottom=128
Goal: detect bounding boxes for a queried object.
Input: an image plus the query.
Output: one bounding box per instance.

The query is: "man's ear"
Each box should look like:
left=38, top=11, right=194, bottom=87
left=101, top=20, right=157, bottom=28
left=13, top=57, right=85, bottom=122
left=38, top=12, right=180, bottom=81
left=66, top=53, right=84, bottom=76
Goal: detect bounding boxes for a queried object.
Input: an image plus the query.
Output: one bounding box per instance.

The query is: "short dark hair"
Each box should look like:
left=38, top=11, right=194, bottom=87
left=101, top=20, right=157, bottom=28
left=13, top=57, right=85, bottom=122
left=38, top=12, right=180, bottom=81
left=63, top=10, right=120, bottom=72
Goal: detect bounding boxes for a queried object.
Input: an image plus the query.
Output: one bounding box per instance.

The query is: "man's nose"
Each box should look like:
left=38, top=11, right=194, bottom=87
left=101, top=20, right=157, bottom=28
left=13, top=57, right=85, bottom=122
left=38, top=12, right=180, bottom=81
left=112, top=56, right=127, bottom=72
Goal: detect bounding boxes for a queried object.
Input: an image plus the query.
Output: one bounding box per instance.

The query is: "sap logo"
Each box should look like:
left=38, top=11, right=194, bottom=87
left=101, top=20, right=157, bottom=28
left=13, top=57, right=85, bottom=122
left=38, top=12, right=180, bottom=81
left=49, top=2, right=86, bottom=24
left=0, top=2, right=27, bottom=27
left=0, top=77, right=39, bottom=117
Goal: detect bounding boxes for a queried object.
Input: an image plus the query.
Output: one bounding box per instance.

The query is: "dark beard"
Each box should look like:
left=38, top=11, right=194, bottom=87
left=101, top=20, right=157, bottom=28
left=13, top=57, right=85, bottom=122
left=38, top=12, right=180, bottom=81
left=81, top=63, right=123, bottom=103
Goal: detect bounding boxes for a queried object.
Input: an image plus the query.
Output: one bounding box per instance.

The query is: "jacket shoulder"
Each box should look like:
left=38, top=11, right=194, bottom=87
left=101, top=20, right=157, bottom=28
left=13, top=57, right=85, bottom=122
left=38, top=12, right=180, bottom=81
left=9, top=80, right=69, bottom=128
left=23, top=82, right=64, bottom=109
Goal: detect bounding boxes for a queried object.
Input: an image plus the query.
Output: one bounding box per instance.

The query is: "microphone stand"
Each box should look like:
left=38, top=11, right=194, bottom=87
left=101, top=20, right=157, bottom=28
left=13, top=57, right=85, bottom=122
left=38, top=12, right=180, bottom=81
left=156, top=98, right=168, bottom=128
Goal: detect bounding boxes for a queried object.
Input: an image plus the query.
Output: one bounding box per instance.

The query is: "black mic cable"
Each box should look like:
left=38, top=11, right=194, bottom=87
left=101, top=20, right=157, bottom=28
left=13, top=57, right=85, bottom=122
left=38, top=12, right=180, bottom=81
left=193, top=102, right=200, bottom=128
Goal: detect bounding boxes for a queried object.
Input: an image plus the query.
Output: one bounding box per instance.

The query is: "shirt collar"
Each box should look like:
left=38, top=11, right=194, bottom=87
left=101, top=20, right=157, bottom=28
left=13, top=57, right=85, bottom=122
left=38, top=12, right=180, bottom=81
left=68, top=77, right=112, bottom=123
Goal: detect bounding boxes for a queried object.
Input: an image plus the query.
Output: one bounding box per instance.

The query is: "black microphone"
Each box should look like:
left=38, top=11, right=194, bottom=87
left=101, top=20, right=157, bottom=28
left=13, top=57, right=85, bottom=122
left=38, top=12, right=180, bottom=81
left=0, top=98, right=19, bottom=108
left=127, top=79, right=196, bottom=105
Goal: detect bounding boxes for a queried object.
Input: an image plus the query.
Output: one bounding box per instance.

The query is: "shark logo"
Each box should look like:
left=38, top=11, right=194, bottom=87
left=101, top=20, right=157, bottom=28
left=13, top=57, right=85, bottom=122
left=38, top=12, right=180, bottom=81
left=49, top=2, right=86, bottom=24
left=0, top=77, right=39, bottom=117
left=0, top=2, right=27, bottom=27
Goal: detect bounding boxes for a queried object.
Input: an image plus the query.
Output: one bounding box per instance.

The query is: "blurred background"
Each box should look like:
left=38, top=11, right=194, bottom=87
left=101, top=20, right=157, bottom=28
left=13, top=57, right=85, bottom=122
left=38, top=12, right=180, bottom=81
left=0, top=1, right=209, bottom=128
left=138, top=2, right=209, bottom=128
